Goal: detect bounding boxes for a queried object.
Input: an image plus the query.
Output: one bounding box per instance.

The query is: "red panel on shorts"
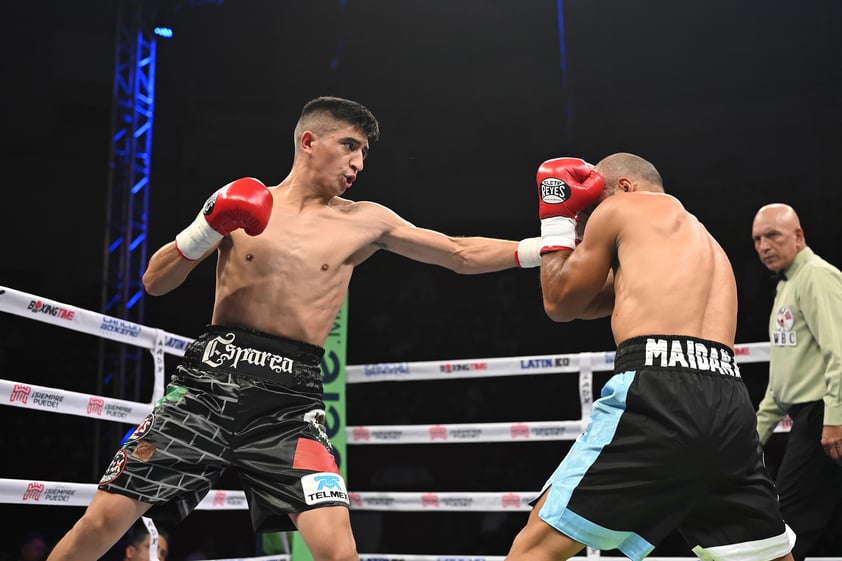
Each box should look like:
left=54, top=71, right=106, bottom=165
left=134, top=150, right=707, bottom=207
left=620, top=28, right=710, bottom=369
left=292, top=437, right=339, bottom=472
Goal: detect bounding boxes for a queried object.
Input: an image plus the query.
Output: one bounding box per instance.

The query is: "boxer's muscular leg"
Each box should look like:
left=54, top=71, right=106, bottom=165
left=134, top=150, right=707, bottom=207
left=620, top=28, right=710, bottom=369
left=505, top=489, right=585, bottom=561
left=47, top=490, right=152, bottom=561
left=292, top=506, right=358, bottom=561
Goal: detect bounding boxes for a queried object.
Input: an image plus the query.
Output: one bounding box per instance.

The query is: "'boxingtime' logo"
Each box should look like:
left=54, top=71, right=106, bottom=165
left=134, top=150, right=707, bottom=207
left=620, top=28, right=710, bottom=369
left=540, top=178, right=571, bottom=204
left=27, top=300, right=75, bottom=321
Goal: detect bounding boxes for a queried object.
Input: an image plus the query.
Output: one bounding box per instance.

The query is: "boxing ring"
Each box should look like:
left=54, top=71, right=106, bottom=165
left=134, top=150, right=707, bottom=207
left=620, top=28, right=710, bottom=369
left=1, top=284, right=828, bottom=561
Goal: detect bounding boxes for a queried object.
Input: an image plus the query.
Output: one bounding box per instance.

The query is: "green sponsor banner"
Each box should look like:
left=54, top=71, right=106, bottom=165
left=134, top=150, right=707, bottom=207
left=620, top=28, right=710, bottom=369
left=289, top=295, right=348, bottom=561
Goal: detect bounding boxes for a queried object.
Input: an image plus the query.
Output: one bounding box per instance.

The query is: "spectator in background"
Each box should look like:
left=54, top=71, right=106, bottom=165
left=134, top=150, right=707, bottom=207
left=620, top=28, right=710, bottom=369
left=751, top=203, right=842, bottom=560
left=118, top=522, right=170, bottom=561
left=16, top=532, right=49, bottom=561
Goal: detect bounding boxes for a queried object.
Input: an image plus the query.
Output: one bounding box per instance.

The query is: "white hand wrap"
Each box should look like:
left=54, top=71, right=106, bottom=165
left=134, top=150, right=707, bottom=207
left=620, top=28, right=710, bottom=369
left=540, top=216, right=577, bottom=254
left=515, top=237, right=541, bottom=268
left=174, top=213, right=223, bottom=261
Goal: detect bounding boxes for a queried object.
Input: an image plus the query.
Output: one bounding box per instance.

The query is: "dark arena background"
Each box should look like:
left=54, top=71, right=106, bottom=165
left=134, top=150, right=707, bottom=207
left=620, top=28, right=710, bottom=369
left=1, top=0, right=841, bottom=559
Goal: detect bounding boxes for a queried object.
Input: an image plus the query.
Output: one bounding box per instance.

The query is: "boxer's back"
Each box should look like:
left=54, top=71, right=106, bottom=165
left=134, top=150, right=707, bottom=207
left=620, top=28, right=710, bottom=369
left=609, top=192, right=737, bottom=347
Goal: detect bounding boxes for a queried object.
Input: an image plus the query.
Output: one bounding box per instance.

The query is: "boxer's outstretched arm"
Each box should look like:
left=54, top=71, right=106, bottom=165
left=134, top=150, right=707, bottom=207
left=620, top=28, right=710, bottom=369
left=360, top=201, right=540, bottom=272
left=383, top=224, right=531, bottom=274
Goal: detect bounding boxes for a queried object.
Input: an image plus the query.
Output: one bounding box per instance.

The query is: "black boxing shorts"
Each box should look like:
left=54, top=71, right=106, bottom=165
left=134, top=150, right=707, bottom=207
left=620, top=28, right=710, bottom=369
left=98, top=325, right=349, bottom=533
left=531, top=335, right=795, bottom=561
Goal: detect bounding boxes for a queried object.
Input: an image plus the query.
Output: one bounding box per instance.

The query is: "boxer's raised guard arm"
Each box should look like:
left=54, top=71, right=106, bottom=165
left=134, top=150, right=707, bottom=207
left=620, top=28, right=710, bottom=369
left=536, top=158, right=604, bottom=255
left=175, top=177, right=273, bottom=260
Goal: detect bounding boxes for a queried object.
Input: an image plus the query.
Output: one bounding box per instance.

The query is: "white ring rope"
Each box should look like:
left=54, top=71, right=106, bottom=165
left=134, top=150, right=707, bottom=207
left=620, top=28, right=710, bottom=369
left=0, top=285, right=786, bottom=439
left=0, top=478, right=536, bottom=512
left=345, top=344, right=773, bottom=383
left=0, top=285, right=191, bottom=421
left=1, top=285, right=808, bottom=560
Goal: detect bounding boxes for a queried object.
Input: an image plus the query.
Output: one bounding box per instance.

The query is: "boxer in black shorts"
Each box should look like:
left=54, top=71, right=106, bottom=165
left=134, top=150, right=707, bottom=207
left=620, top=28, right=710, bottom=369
left=48, top=96, right=540, bottom=561
left=98, top=325, right=348, bottom=532
left=505, top=153, right=795, bottom=561
left=532, top=335, right=793, bottom=560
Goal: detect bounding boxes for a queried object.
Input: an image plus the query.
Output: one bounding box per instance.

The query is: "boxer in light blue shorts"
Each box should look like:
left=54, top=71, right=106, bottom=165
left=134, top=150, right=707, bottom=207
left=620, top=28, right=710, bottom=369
left=531, top=335, right=794, bottom=561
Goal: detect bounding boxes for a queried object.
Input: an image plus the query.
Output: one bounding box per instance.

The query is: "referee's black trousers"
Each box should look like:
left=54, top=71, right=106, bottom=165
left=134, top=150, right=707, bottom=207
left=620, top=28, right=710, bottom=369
left=775, top=401, right=842, bottom=561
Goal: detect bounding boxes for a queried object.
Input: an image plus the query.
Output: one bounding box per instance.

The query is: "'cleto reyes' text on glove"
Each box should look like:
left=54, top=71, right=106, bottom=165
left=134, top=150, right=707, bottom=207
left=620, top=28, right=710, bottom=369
left=536, top=157, right=604, bottom=255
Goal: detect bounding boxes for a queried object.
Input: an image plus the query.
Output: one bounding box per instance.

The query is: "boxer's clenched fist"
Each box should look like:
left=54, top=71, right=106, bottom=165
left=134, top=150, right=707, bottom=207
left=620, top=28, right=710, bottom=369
left=536, top=157, right=604, bottom=255
left=175, top=177, right=273, bottom=260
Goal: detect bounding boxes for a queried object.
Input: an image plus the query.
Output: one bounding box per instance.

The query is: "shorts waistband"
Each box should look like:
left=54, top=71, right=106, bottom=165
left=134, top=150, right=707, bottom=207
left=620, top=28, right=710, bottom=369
left=614, top=335, right=741, bottom=378
left=182, top=325, right=324, bottom=382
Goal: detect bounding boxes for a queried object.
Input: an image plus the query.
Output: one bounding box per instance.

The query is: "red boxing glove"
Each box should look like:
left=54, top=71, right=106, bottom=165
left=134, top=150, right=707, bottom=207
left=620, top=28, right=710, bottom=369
left=536, top=157, right=604, bottom=254
left=175, top=177, right=273, bottom=260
